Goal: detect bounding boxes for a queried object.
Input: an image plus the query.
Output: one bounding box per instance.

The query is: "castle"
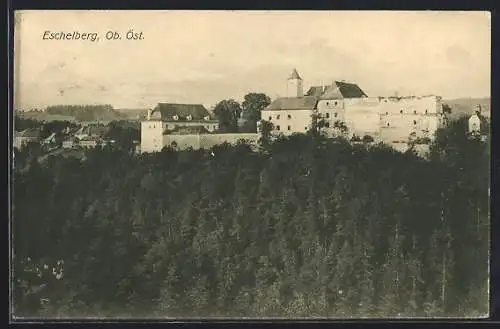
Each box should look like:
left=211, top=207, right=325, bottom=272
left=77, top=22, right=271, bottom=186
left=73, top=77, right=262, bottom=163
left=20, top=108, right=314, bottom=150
left=141, top=69, right=454, bottom=154
left=260, top=69, right=448, bottom=144
left=140, top=103, right=258, bottom=153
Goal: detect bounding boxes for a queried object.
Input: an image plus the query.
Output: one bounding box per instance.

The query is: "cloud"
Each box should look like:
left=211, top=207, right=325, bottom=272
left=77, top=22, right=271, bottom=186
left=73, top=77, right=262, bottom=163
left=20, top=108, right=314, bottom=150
left=15, top=11, right=491, bottom=108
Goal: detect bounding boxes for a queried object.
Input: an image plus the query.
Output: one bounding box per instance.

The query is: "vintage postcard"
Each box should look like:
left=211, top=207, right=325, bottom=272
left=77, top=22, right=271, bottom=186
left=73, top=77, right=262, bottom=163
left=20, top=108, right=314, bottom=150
left=11, top=10, right=491, bottom=320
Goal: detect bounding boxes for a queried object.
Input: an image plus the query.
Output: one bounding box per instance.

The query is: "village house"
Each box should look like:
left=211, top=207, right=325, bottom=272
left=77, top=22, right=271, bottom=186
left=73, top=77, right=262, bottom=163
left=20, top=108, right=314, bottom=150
left=468, top=104, right=489, bottom=141
left=62, top=124, right=110, bottom=149
left=14, top=128, right=41, bottom=149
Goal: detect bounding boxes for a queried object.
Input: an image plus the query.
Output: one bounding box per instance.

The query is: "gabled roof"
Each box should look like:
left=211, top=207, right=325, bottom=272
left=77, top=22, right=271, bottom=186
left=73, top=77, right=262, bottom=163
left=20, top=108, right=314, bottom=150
left=16, top=128, right=41, bottom=138
left=288, top=69, right=302, bottom=80
left=320, top=81, right=368, bottom=99
left=78, top=125, right=109, bottom=137
left=265, top=96, right=318, bottom=111
left=152, top=103, right=211, bottom=121
left=305, top=86, right=327, bottom=97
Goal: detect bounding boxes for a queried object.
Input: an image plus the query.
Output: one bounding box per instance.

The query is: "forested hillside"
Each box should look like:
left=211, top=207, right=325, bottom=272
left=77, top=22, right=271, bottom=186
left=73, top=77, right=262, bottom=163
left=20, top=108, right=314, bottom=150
left=17, top=105, right=129, bottom=122
left=12, top=116, right=489, bottom=318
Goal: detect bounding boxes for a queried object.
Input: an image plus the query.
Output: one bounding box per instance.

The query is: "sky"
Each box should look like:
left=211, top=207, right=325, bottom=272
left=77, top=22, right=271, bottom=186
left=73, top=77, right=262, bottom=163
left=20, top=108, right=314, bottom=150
left=14, top=10, right=491, bottom=110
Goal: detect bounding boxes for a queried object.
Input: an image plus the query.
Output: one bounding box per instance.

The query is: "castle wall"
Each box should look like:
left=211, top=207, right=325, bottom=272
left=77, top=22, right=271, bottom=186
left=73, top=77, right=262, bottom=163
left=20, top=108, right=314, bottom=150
left=164, top=121, right=219, bottom=132
left=200, top=133, right=260, bottom=149
left=343, top=100, right=381, bottom=137
left=160, top=133, right=260, bottom=152
left=163, top=134, right=201, bottom=150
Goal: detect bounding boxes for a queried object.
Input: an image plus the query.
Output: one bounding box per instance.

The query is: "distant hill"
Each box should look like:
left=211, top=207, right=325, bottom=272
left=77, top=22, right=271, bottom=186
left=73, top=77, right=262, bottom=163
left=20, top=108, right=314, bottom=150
left=443, top=97, right=490, bottom=121
left=114, top=108, right=148, bottom=121
left=17, top=111, right=77, bottom=122
left=16, top=105, right=142, bottom=123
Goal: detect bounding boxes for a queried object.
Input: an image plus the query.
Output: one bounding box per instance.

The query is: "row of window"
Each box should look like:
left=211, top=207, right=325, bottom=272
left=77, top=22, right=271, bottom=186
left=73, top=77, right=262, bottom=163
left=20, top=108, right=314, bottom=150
left=269, top=114, right=293, bottom=120
left=319, top=112, right=338, bottom=119
left=274, top=125, right=308, bottom=131
left=147, top=124, right=217, bottom=130
left=268, top=109, right=432, bottom=122
left=269, top=112, right=339, bottom=121
left=274, top=121, right=420, bottom=130
left=384, top=109, right=429, bottom=115
left=384, top=120, right=418, bottom=127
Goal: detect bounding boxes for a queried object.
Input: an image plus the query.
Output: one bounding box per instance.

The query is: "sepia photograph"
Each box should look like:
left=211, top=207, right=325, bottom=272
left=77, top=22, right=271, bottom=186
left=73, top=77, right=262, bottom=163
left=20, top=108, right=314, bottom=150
left=11, top=10, right=491, bottom=320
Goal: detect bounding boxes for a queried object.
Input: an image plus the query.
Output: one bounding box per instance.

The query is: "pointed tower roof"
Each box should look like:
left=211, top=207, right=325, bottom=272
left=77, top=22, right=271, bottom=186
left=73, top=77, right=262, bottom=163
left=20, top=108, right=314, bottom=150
left=288, top=68, right=302, bottom=80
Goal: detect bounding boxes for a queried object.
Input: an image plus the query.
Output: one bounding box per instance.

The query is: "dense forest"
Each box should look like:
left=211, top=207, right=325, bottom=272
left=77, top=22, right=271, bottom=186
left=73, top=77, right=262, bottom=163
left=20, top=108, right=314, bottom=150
left=44, top=105, right=126, bottom=121
left=12, top=115, right=489, bottom=318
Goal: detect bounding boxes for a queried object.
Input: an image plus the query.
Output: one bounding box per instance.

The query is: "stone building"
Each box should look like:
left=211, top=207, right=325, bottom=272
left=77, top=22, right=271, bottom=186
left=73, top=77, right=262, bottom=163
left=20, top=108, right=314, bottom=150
left=141, top=103, right=219, bottom=153
left=261, top=69, right=447, bottom=145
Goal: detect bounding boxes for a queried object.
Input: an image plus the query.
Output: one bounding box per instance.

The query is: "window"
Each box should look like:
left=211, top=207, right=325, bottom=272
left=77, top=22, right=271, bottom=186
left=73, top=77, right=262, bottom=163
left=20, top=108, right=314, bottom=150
left=287, top=125, right=291, bottom=130
left=276, top=115, right=280, bottom=119
left=385, top=112, right=389, bottom=115
left=325, top=122, right=330, bottom=128
left=334, top=101, right=338, bottom=106
left=387, top=122, right=390, bottom=127
left=326, top=113, right=330, bottom=119
left=400, top=110, right=403, bottom=114
left=334, top=113, right=338, bottom=118
left=326, top=102, right=329, bottom=106
left=305, top=126, right=308, bottom=131
left=413, top=120, right=417, bottom=125
left=276, top=125, right=280, bottom=131
left=425, top=109, right=428, bottom=114
left=413, top=110, right=417, bottom=114
left=288, top=114, right=292, bottom=119
left=268, top=116, right=272, bottom=121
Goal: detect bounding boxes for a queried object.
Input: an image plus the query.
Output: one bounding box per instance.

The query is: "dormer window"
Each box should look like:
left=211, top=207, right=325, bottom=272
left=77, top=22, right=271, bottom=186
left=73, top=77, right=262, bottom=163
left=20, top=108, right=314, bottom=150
left=173, top=115, right=179, bottom=121
left=204, top=115, right=210, bottom=121
left=186, top=115, right=193, bottom=121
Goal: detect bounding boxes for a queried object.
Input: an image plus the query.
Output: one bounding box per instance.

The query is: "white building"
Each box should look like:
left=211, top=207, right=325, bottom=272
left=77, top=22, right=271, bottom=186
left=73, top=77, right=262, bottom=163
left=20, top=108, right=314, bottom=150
left=261, top=69, right=447, bottom=145
left=468, top=104, right=482, bottom=135
left=141, top=103, right=219, bottom=153
left=14, top=128, right=41, bottom=149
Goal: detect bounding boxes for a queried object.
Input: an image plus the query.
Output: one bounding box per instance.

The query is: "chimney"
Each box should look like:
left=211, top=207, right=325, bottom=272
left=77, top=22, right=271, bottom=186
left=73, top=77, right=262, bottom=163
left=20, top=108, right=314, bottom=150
left=147, top=109, right=152, bottom=120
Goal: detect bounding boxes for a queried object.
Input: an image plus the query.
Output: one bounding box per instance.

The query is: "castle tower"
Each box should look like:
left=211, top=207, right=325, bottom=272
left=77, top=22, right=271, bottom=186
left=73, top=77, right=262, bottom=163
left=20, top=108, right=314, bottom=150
left=287, top=68, right=304, bottom=98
